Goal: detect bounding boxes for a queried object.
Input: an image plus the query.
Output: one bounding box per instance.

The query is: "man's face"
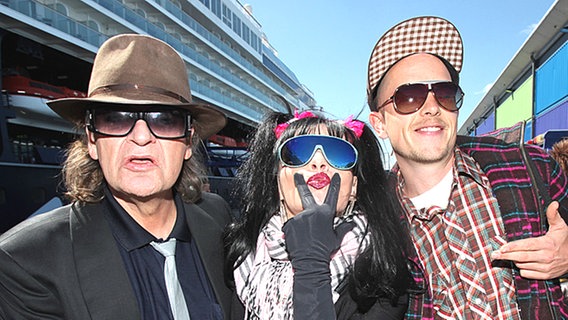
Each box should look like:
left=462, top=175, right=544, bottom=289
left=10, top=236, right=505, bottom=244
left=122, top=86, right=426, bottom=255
left=369, top=54, right=458, bottom=168
left=87, top=111, right=192, bottom=202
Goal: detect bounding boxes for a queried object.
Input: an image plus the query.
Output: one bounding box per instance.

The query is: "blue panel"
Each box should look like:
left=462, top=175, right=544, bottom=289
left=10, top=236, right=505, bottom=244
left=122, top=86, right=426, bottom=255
left=535, top=42, right=568, bottom=115
left=524, top=119, right=533, bottom=142
left=543, top=130, right=568, bottom=149
left=534, top=100, right=568, bottom=136
left=475, top=112, right=495, bottom=135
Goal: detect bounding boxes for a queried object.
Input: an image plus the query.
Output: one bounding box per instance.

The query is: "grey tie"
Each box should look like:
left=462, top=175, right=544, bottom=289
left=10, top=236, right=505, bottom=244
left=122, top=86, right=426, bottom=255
left=151, top=238, right=190, bottom=320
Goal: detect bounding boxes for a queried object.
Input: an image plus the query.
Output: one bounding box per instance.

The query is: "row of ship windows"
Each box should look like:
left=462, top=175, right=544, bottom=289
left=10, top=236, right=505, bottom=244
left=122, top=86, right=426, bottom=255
left=34, top=0, right=261, bottom=55
left=197, top=0, right=261, bottom=53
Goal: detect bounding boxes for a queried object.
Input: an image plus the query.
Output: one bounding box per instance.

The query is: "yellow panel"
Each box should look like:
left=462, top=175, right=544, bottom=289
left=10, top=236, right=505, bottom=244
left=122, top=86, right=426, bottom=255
left=495, top=76, right=533, bottom=128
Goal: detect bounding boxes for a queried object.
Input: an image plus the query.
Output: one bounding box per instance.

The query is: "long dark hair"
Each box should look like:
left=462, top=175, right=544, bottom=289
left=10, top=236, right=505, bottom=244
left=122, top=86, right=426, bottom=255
left=224, top=112, right=411, bottom=307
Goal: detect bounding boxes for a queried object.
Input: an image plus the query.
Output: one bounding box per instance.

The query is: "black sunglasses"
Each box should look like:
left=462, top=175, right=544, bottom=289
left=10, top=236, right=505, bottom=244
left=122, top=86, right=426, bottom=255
left=377, top=81, right=464, bottom=114
left=87, top=108, right=191, bottom=139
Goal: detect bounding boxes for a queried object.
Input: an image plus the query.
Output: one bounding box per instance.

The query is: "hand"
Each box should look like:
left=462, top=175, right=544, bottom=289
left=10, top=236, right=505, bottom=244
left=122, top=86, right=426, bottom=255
left=282, top=173, right=355, bottom=320
left=491, top=201, right=568, bottom=279
left=282, top=173, right=355, bottom=262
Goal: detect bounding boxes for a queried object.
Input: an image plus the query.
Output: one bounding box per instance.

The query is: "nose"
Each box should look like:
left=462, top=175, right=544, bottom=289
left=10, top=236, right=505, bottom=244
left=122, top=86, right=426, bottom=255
left=129, top=119, right=155, bottom=145
left=420, top=90, right=441, bottom=116
left=307, top=150, right=329, bottom=171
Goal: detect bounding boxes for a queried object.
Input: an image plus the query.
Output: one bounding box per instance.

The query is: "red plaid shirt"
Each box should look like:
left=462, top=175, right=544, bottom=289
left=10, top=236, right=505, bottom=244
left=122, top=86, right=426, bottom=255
left=398, top=148, right=520, bottom=319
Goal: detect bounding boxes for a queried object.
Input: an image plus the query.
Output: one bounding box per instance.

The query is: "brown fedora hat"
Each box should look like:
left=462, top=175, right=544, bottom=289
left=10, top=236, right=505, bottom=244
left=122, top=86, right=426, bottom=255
left=47, top=33, right=226, bottom=139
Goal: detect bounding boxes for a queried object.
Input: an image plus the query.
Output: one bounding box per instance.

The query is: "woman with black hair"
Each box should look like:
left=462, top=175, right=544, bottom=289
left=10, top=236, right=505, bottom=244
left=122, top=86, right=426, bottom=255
left=225, top=111, right=411, bottom=319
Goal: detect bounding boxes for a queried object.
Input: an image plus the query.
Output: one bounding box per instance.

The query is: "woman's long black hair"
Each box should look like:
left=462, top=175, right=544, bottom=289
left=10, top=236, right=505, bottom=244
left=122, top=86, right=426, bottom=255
left=224, top=112, right=411, bottom=308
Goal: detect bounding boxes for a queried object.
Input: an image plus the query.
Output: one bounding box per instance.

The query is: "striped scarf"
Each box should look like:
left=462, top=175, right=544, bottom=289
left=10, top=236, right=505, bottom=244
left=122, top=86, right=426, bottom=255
left=234, top=212, right=369, bottom=319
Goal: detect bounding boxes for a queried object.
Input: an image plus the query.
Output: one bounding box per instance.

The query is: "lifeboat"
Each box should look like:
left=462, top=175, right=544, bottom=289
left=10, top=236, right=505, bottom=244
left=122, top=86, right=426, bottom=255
left=2, top=74, right=86, bottom=99
left=208, top=134, right=238, bottom=147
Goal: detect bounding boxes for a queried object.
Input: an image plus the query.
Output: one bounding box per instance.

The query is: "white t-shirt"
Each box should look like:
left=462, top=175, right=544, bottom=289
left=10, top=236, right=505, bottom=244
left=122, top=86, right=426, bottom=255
left=410, top=168, right=453, bottom=211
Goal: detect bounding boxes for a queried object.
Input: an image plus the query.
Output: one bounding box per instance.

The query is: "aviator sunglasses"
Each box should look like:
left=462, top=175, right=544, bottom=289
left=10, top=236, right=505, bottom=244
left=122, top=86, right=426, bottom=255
left=87, top=108, right=191, bottom=139
left=278, top=135, right=358, bottom=170
left=377, top=81, right=464, bottom=114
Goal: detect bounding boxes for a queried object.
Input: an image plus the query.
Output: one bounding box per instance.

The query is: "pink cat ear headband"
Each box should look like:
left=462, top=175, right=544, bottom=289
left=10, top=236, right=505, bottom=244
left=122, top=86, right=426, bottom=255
left=274, top=110, right=364, bottom=139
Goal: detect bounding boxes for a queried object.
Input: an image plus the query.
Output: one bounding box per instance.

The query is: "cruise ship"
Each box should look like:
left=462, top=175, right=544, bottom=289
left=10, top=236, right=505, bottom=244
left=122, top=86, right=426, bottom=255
left=0, top=0, right=317, bottom=232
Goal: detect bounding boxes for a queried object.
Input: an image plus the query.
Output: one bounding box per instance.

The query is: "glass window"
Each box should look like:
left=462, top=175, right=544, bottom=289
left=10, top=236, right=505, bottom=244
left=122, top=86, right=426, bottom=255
left=232, top=13, right=241, bottom=35
left=242, top=23, right=250, bottom=43
left=222, top=3, right=231, bottom=28
left=211, top=0, right=221, bottom=18
left=251, top=33, right=259, bottom=52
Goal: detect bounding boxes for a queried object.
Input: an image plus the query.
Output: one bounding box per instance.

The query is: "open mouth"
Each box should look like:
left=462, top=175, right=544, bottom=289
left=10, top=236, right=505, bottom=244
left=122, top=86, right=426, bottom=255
left=130, top=157, right=153, bottom=163
left=125, top=155, right=156, bottom=169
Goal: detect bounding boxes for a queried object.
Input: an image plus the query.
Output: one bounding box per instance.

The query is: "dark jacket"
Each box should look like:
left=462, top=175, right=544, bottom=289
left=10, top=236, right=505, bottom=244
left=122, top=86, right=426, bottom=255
left=335, top=290, right=408, bottom=320
left=0, top=192, right=235, bottom=320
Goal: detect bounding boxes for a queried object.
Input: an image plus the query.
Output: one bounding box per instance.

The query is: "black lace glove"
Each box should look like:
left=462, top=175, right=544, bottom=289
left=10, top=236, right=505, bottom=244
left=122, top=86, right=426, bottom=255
left=282, top=173, right=356, bottom=320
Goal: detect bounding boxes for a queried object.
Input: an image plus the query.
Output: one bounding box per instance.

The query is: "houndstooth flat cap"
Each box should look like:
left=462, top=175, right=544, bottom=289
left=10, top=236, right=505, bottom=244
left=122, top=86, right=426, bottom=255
left=367, top=16, right=463, bottom=95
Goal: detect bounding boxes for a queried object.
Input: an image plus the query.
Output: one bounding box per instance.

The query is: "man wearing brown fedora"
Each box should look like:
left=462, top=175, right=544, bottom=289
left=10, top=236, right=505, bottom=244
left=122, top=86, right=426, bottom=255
left=0, top=34, right=238, bottom=319
left=366, top=16, right=568, bottom=318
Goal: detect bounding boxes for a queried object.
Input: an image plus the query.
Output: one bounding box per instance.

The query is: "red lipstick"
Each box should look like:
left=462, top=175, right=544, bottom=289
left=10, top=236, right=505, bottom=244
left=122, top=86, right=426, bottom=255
left=307, top=172, right=330, bottom=189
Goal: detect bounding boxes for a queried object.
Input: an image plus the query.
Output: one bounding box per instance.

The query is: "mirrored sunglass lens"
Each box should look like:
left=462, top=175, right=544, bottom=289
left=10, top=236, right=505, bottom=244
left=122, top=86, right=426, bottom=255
left=433, top=83, right=460, bottom=111
left=280, top=136, right=357, bottom=169
left=146, top=111, right=186, bottom=137
left=280, top=138, right=313, bottom=166
left=95, top=111, right=136, bottom=135
left=321, top=140, right=357, bottom=169
left=395, top=84, right=428, bottom=114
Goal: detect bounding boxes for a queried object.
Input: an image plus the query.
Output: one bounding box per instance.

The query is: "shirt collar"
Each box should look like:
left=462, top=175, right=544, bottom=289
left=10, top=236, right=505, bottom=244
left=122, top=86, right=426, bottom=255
left=103, top=186, right=191, bottom=252
left=454, top=147, right=492, bottom=189
left=394, top=147, right=491, bottom=221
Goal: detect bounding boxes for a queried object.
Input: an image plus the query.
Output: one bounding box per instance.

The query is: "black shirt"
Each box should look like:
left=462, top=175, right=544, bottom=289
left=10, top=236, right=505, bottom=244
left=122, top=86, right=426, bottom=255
left=103, top=187, right=223, bottom=319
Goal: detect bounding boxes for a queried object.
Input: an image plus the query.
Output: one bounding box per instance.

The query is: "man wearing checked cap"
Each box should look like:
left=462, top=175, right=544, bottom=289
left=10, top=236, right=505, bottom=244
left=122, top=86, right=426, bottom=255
left=367, top=16, right=568, bottom=318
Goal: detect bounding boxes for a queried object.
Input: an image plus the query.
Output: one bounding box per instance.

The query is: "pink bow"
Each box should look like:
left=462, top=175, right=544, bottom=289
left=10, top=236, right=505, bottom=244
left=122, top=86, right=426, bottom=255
left=339, top=115, right=364, bottom=138
left=273, top=111, right=364, bottom=139
left=274, top=110, right=317, bottom=138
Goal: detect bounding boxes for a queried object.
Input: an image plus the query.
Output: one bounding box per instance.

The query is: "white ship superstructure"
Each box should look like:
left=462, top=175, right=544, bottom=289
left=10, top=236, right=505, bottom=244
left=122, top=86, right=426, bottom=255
left=0, top=0, right=316, bottom=134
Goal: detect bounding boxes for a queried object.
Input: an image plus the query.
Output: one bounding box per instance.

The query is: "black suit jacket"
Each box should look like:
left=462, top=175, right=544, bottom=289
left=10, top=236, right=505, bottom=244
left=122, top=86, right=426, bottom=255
left=0, top=192, right=234, bottom=320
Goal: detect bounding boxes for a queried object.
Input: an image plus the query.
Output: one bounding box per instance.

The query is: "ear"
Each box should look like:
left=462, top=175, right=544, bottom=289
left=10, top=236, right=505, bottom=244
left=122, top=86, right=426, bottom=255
left=369, top=111, right=388, bottom=139
left=276, top=172, right=291, bottom=219
left=351, top=176, right=358, bottom=198
left=184, top=129, right=194, bottom=160
left=86, top=128, right=99, bottom=160
left=276, top=169, right=285, bottom=200
left=184, top=146, right=192, bottom=160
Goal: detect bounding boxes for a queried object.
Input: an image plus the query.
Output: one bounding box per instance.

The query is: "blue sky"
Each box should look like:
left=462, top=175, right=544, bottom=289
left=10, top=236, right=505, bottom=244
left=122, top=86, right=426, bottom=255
left=243, top=0, right=556, bottom=130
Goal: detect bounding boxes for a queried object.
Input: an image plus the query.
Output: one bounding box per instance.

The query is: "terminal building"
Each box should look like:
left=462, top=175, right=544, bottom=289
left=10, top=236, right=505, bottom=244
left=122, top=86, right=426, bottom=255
left=459, top=0, right=568, bottom=148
